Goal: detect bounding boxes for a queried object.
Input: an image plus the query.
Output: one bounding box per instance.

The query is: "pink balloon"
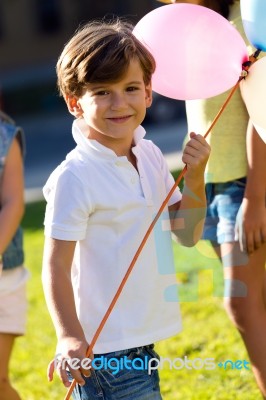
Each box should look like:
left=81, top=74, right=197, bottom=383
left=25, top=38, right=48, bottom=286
left=133, top=4, right=249, bottom=100
left=240, top=57, right=266, bottom=137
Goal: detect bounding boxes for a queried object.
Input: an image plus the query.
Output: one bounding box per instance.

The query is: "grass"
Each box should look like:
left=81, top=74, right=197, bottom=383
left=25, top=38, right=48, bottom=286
left=10, top=200, right=261, bottom=400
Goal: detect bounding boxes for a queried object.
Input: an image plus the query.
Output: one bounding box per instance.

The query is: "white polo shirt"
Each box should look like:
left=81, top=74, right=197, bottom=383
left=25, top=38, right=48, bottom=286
left=43, top=119, right=182, bottom=353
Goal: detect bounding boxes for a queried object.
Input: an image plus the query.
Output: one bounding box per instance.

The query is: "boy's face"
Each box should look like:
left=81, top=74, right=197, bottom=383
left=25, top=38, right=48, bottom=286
left=67, top=58, right=152, bottom=149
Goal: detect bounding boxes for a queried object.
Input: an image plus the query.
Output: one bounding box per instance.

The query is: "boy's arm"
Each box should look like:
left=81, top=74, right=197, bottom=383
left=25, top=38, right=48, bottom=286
left=42, top=237, right=91, bottom=387
left=169, top=133, right=210, bottom=247
left=236, top=121, right=266, bottom=253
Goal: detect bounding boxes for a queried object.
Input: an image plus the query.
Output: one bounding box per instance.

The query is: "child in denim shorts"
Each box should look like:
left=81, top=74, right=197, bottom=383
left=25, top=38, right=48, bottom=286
left=161, top=0, right=266, bottom=396
left=0, top=109, right=28, bottom=400
left=42, top=18, right=210, bottom=399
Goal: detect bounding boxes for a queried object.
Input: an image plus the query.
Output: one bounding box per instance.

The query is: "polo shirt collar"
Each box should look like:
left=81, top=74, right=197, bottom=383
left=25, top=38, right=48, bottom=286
left=72, top=118, right=146, bottom=160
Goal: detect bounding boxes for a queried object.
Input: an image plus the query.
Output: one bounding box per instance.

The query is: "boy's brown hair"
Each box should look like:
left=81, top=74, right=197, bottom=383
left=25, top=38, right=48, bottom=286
left=56, top=19, right=156, bottom=99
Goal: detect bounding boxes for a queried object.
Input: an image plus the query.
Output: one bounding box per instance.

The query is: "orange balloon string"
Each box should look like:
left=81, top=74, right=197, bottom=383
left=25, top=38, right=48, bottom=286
left=63, top=51, right=259, bottom=400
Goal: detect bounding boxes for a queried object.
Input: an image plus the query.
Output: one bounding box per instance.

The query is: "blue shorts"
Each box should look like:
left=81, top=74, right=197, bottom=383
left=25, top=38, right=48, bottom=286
left=70, top=345, right=162, bottom=400
left=202, top=178, right=246, bottom=245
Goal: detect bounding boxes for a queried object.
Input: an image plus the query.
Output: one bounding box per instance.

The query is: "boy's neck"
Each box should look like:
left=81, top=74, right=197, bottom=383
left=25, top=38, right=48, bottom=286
left=78, top=118, right=135, bottom=158
left=92, top=134, right=134, bottom=158
left=92, top=134, right=138, bottom=170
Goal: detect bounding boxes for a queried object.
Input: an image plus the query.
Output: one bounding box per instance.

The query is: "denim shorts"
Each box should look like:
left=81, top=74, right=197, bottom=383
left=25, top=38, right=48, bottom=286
left=202, top=178, right=246, bottom=245
left=69, top=344, right=162, bottom=400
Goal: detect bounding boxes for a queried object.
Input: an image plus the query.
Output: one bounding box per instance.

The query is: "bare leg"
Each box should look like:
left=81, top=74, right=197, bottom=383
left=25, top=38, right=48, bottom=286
left=0, top=333, right=21, bottom=400
left=221, top=242, right=266, bottom=399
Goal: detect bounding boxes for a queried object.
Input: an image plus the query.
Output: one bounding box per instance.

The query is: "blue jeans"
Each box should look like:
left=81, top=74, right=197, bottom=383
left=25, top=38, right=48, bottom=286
left=203, top=178, right=246, bottom=244
left=70, top=345, right=162, bottom=400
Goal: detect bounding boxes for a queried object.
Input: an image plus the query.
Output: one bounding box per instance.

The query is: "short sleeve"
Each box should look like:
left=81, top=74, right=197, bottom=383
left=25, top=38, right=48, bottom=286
left=43, top=166, right=93, bottom=241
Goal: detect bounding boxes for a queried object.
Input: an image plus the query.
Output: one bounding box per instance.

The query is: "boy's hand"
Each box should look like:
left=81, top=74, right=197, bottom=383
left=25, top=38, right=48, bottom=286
left=182, top=132, right=210, bottom=184
left=48, top=337, right=93, bottom=388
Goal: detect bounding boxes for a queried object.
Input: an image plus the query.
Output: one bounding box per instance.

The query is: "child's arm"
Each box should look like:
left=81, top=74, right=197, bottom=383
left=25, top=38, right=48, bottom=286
left=42, top=237, right=92, bottom=387
left=0, top=138, right=24, bottom=254
left=169, top=133, right=210, bottom=247
left=236, top=121, right=266, bottom=253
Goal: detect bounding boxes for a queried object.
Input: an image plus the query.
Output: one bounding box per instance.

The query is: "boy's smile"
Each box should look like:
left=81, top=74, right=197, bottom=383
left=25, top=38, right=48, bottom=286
left=106, top=115, right=133, bottom=124
left=67, top=58, right=152, bottom=156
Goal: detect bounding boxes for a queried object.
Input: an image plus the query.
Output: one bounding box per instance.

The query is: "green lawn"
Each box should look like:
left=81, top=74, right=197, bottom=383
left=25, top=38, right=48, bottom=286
left=10, top=200, right=261, bottom=399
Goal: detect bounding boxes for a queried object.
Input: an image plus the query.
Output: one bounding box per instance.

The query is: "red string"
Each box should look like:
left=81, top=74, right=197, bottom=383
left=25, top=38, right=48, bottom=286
left=63, top=51, right=259, bottom=400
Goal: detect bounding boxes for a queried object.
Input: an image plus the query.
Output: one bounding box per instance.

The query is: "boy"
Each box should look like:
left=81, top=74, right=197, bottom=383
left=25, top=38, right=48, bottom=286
left=42, top=19, right=210, bottom=399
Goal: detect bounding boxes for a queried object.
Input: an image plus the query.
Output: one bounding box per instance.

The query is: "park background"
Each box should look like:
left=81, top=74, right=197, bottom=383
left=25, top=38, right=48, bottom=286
left=0, top=1, right=261, bottom=399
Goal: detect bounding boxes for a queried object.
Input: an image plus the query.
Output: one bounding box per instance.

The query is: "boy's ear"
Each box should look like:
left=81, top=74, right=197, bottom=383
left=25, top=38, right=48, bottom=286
left=66, top=95, right=83, bottom=118
left=145, top=84, right=153, bottom=109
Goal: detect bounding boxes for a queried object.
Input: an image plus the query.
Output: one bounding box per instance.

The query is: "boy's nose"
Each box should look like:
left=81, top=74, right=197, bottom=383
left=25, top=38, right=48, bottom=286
left=110, top=93, right=127, bottom=110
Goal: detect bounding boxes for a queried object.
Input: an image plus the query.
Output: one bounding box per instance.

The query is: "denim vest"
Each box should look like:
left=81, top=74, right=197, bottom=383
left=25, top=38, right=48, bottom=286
left=0, top=112, right=25, bottom=269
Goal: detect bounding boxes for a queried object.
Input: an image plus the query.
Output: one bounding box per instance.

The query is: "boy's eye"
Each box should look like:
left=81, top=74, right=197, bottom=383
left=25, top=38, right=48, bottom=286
left=96, top=90, right=109, bottom=96
left=126, top=86, right=139, bottom=92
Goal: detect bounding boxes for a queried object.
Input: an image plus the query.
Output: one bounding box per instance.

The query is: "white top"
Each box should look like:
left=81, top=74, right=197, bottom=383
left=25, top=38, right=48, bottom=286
left=43, top=119, right=182, bottom=353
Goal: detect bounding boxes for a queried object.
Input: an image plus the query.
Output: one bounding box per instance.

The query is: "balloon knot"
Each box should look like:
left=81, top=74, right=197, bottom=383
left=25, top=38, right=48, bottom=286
left=242, top=60, right=251, bottom=70
left=241, top=49, right=261, bottom=77
left=241, top=60, right=251, bottom=78
left=240, top=70, right=248, bottom=78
